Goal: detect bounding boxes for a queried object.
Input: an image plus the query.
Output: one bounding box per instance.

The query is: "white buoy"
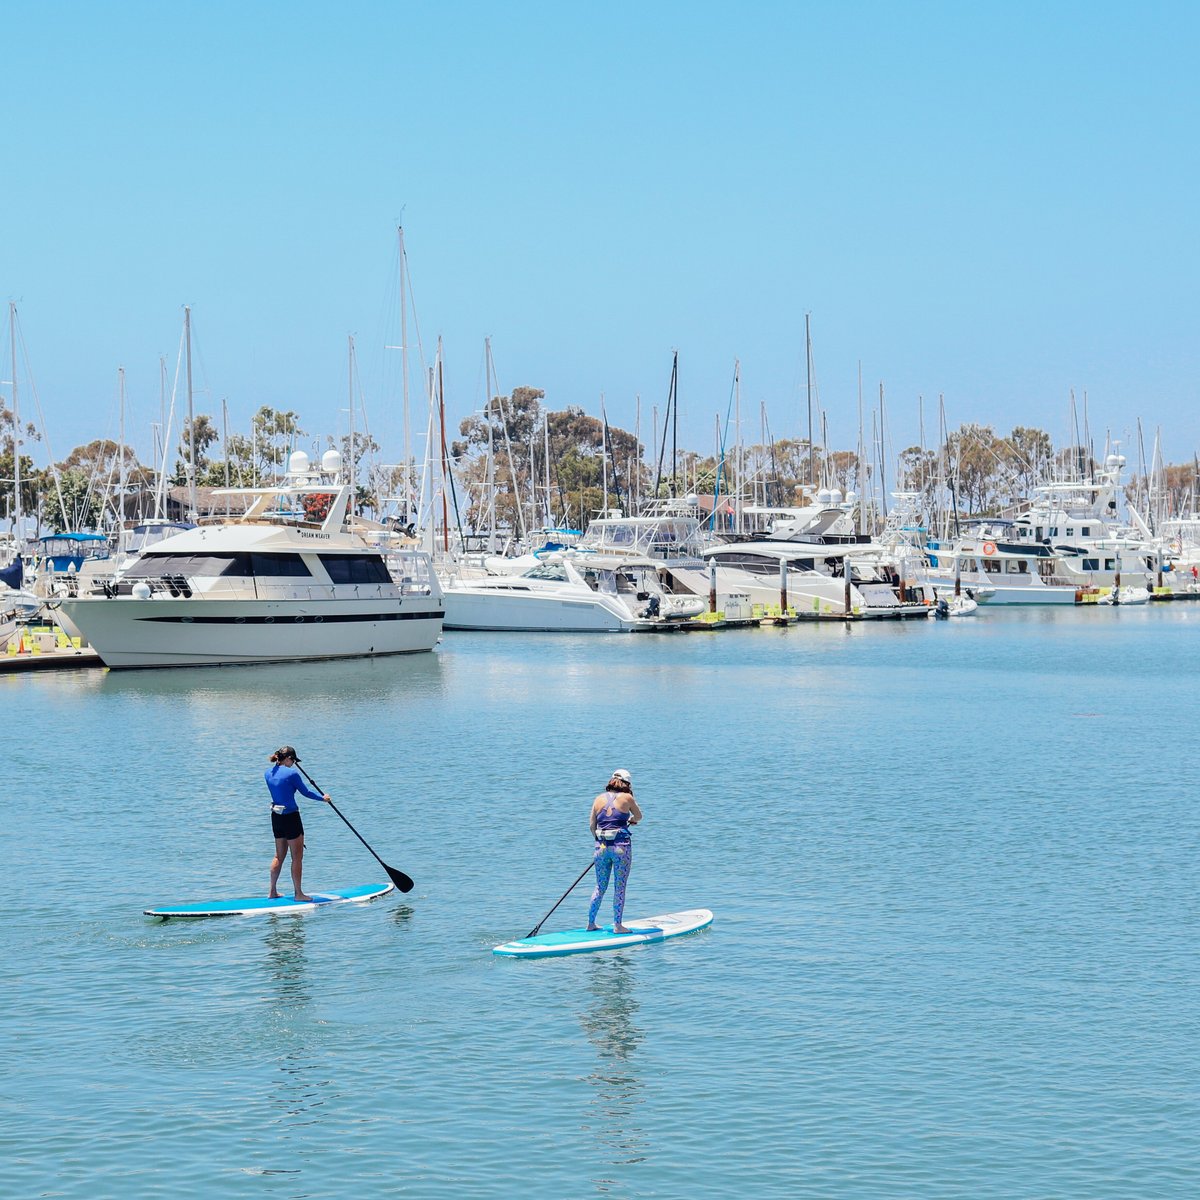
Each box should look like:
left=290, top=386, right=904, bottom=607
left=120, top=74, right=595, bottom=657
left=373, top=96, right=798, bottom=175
left=132, top=581, right=152, bottom=600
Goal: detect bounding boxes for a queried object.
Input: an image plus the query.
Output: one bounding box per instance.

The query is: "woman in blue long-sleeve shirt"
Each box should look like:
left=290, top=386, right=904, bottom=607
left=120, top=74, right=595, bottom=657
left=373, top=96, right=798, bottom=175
left=264, top=745, right=330, bottom=900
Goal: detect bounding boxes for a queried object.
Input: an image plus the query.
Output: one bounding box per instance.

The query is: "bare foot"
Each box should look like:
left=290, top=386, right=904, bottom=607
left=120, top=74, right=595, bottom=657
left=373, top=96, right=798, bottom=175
left=586, top=924, right=599, bottom=931
left=268, top=892, right=281, bottom=899
left=615, top=925, right=632, bottom=934
left=294, top=893, right=313, bottom=902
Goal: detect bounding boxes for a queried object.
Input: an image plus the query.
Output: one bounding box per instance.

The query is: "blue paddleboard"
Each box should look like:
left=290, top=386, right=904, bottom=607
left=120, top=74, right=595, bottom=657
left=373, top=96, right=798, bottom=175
left=493, top=908, right=713, bottom=958
left=144, top=882, right=394, bottom=918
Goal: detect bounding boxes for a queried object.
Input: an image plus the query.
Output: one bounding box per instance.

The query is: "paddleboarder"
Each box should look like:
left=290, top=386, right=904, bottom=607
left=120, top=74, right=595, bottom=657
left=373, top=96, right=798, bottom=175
left=265, top=745, right=331, bottom=901
left=587, top=768, right=642, bottom=934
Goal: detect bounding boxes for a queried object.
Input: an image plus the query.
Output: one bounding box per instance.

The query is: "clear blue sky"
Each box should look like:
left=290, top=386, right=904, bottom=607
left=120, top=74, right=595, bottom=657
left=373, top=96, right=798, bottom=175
left=3, top=1, right=1198, bottom=471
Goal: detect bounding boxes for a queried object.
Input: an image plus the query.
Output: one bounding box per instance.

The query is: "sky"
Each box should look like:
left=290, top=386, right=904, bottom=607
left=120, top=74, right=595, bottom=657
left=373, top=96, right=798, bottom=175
left=3, top=1, right=1199, bottom=474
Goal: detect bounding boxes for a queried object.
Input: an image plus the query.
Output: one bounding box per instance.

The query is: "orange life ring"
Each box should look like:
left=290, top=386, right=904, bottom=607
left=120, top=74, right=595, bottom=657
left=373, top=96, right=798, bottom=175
left=983, top=542, right=997, bottom=556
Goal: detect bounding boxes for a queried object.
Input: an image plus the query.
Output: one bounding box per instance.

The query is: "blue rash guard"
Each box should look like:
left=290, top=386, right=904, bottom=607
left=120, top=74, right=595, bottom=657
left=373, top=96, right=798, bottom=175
left=264, top=763, right=324, bottom=814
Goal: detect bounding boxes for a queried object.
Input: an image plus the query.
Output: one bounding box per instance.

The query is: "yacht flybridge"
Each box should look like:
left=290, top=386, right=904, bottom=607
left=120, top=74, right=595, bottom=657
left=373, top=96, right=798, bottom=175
left=56, top=450, right=443, bottom=668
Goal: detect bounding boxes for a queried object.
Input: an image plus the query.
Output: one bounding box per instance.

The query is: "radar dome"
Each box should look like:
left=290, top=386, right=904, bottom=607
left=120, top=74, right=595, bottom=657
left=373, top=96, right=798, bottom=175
left=288, top=450, right=311, bottom=476
left=829, top=488, right=843, bottom=505
left=685, top=494, right=699, bottom=507
left=322, top=449, right=343, bottom=475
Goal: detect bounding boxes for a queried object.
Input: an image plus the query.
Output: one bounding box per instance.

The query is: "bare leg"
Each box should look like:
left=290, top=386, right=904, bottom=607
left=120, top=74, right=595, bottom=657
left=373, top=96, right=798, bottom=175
left=289, top=835, right=311, bottom=901
left=269, top=837, right=288, bottom=898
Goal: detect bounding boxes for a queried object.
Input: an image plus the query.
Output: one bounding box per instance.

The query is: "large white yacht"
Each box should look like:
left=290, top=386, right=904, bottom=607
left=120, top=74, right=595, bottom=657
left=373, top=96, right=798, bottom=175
left=443, top=550, right=706, bottom=631
left=56, top=450, right=444, bottom=668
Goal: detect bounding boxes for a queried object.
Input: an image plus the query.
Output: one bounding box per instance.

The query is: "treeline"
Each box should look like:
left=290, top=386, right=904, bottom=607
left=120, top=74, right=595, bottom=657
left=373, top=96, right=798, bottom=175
left=4, top=389, right=1200, bottom=535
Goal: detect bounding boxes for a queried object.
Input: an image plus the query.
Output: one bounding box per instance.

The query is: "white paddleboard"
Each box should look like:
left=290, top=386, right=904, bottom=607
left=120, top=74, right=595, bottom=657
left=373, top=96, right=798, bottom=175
left=144, top=882, right=394, bottom=919
left=493, top=908, right=713, bottom=958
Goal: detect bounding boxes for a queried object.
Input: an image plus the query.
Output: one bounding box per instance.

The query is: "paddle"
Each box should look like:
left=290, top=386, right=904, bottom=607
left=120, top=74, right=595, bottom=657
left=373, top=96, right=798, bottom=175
left=295, top=763, right=414, bottom=894
left=526, top=860, right=594, bottom=938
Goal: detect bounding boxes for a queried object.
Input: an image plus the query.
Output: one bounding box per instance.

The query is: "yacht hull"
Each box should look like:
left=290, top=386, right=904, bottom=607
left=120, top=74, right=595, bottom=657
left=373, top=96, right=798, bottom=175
left=443, top=589, right=631, bottom=632
left=58, top=594, right=444, bottom=668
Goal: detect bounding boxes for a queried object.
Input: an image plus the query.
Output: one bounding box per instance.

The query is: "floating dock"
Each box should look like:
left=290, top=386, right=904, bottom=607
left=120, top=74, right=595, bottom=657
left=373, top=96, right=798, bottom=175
left=1, top=624, right=103, bottom=673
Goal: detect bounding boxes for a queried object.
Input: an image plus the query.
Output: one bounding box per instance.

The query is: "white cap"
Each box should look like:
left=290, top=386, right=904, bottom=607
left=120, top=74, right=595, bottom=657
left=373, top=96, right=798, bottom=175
left=611, top=768, right=632, bottom=784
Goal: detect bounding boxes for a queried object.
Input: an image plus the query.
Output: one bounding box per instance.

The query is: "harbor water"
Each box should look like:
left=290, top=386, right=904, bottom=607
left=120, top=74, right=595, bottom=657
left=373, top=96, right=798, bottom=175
left=3, top=606, right=1199, bottom=1197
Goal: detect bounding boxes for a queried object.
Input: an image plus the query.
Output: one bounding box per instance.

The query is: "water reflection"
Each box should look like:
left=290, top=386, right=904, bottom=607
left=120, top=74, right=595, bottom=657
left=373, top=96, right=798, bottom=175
left=263, top=916, right=311, bottom=1009
left=578, top=955, right=649, bottom=1172
left=260, top=918, right=335, bottom=1136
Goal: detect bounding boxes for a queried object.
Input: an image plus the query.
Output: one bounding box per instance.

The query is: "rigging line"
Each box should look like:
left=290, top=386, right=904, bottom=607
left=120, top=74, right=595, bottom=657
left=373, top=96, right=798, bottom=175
left=488, top=345, right=530, bottom=544
left=13, top=309, right=69, bottom=528
left=156, top=326, right=186, bottom=519
left=710, top=362, right=739, bottom=531
left=653, top=352, right=676, bottom=499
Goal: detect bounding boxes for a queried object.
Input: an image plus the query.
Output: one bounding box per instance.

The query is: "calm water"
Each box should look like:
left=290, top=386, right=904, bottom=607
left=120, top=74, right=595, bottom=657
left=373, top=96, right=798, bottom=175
left=3, top=606, right=1199, bottom=1197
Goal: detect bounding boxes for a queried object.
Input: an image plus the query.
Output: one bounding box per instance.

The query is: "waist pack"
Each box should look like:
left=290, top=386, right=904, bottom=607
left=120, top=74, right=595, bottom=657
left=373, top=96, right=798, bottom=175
left=596, top=826, right=628, bottom=842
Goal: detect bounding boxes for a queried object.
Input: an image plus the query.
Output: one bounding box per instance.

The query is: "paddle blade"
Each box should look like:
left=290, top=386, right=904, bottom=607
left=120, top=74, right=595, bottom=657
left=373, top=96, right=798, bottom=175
left=387, top=865, right=415, bottom=893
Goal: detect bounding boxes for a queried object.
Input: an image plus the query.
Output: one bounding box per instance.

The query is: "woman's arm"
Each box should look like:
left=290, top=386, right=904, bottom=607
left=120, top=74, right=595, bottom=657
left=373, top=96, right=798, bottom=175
left=627, top=796, right=643, bottom=825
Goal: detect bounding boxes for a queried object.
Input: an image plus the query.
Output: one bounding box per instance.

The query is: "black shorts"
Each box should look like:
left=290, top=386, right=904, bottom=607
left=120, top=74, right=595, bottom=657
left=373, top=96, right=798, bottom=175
left=271, top=809, right=304, bottom=841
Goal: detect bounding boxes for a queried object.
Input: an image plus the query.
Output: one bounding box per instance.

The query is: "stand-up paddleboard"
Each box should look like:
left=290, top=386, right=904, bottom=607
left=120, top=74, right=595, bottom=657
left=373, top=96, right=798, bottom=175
left=144, top=882, right=394, bottom=919
left=493, top=908, right=713, bottom=958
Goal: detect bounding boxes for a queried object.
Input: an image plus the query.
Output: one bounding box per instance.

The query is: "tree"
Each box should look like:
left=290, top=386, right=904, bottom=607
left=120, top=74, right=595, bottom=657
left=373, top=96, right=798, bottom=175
left=177, top=414, right=220, bottom=479
left=0, top=399, right=42, bottom=527
left=41, top=468, right=102, bottom=533
left=1003, top=426, right=1053, bottom=504
left=897, top=446, right=937, bottom=492
left=943, top=424, right=1007, bottom=513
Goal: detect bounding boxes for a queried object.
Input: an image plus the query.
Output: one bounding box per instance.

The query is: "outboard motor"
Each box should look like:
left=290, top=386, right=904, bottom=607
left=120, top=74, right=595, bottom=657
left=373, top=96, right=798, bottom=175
left=935, top=598, right=950, bottom=620
left=641, top=594, right=661, bottom=619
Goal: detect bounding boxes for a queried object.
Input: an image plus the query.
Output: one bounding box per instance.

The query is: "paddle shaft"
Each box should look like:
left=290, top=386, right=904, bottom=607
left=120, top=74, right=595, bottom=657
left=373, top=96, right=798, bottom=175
left=295, top=764, right=414, bottom=893
left=527, top=860, right=594, bottom=938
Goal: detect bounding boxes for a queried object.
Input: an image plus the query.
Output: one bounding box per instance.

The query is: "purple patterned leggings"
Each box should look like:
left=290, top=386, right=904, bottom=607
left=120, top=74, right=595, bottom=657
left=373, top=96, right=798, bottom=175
left=588, top=841, right=632, bottom=927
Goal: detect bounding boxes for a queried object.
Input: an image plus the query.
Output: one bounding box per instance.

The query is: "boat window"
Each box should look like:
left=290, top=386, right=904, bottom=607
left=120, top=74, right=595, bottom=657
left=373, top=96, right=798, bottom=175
left=983, top=559, right=1001, bottom=574
left=124, top=553, right=245, bottom=577
left=1017, top=560, right=1028, bottom=572
left=1081, top=526, right=1092, bottom=536
left=1104, top=559, right=1115, bottom=571
left=524, top=562, right=567, bottom=581
left=319, top=554, right=392, bottom=584
left=248, top=553, right=312, bottom=577
left=1083, top=558, right=1099, bottom=571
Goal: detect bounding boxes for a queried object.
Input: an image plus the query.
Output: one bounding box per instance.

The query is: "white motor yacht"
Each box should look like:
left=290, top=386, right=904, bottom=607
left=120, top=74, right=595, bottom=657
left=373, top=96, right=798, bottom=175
left=696, top=541, right=936, bottom=619
left=56, top=450, right=444, bottom=668
left=443, top=550, right=705, bottom=632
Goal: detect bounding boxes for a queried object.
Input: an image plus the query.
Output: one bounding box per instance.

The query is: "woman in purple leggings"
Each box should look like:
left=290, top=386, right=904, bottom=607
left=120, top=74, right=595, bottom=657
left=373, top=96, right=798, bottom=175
left=587, top=768, right=643, bottom=933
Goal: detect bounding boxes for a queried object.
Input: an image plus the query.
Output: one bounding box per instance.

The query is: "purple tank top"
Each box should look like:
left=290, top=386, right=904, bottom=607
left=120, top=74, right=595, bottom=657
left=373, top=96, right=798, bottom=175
left=595, top=792, right=631, bottom=843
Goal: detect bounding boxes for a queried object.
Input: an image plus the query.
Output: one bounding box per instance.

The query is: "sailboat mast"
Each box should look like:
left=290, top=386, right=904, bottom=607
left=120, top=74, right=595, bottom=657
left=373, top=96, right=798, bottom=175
left=348, top=334, right=356, bottom=519
left=118, top=366, right=127, bottom=532
left=543, top=410, right=551, bottom=525
left=185, top=305, right=198, bottom=521
left=399, top=224, right=412, bottom=521
left=671, top=354, right=678, bottom=497
left=805, top=313, right=814, bottom=493
left=601, top=396, right=609, bottom=514
left=9, top=302, right=20, bottom=536
left=437, top=340, right=449, bottom=554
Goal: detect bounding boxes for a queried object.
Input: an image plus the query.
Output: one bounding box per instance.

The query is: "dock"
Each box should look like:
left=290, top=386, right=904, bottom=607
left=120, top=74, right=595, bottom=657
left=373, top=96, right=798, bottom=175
left=1, top=624, right=103, bottom=673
